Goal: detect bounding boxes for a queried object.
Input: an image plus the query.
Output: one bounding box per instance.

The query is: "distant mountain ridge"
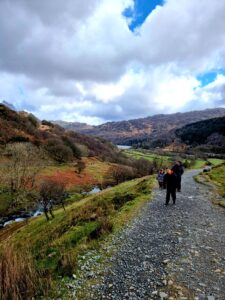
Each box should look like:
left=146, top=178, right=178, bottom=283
left=56, top=108, right=225, bottom=145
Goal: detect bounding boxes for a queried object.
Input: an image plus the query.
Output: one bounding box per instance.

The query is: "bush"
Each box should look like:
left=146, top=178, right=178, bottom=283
left=62, top=136, right=81, bottom=159
left=107, top=165, right=135, bottom=185
left=132, top=159, right=154, bottom=177
left=8, top=135, right=30, bottom=143
left=45, top=139, right=73, bottom=162
left=42, top=120, right=54, bottom=127
left=27, top=114, right=39, bottom=127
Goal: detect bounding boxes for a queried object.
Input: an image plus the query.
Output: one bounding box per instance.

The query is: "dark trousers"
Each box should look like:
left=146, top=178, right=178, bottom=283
left=158, top=181, right=163, bottom=188
left=177, top=176, right=181, bottom=191
left=166, top=188, right=176, bottom=204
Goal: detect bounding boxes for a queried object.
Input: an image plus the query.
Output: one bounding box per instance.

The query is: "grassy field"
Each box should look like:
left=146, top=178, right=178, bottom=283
left=123, top=149, right=172, bottom=166
left=0, top=175, right=154, bottom=299
left=124, top=149, right=225, bottom=170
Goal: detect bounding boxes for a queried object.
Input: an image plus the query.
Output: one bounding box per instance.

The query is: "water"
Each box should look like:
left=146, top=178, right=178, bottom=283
left=2, top=209, right=43, bottom=228
left=117, top=145, right=132, bottom=150
left=88, top=186, right=101, bottom=194
left=82, top=186, right=101, bottom=195
left=1, top=186, right=108, bottom=228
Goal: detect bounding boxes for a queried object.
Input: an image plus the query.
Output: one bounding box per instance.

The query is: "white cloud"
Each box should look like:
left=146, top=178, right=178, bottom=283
left=0, top=0, right=225, bottom=124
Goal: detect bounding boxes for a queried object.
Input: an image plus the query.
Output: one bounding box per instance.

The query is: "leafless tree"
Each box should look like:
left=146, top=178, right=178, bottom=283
left=3, top=143, right=46, bottom=208
left=38, top=179, right=67, bottom=221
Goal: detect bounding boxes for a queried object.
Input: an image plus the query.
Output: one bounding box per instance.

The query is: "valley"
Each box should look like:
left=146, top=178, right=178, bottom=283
left=0, top=103, right=225, bottom=299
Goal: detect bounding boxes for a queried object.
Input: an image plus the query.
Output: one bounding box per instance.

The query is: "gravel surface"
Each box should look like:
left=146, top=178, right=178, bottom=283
left=67, top=170, right=225, bottom=299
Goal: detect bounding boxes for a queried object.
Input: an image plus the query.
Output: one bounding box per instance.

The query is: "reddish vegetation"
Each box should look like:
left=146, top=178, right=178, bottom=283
left=39, top=170, right=96, bottom=190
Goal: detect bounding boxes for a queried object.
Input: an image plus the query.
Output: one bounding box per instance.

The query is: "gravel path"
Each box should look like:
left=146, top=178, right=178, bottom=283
left=88, top=170, right=225, bottom=300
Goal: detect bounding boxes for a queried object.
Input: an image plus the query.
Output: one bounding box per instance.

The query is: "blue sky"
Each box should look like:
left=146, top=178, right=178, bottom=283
left=123, top=0, right=164, bottom=31
left=0, top=0, right=225, bottom=124
left=198, top=69, right=225, bottom=87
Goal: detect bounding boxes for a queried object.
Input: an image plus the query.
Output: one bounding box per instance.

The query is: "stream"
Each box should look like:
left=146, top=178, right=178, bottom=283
left=0, top=186, right=104, bottom=229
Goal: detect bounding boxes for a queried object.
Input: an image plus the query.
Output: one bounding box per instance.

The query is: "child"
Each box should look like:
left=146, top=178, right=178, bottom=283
left=157, top=169, right=165, bottom=189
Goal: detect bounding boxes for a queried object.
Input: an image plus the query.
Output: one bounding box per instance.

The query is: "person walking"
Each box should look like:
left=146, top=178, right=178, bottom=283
left=156, top=169, right=165, bottom=189
left=163, top=169, right=177, bottom=205
left=172, top=160, right=184, bottom=192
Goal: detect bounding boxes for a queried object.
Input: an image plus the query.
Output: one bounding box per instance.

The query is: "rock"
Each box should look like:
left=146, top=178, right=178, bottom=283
left=214, top=269, right=221, bottom=273
left=159, top=291, right=168, bottom=299
left=163, top=280, right=167, bottom=286
left=163, top=259, right=170, bottom=265
left=108, top=284, right=113, bottom=288
left=207, top=296, right=215, bottom=300
left=168, top=280, right=173, bottom=286
left=152, top=291, right=158, bottom=295
left=67, top=284, right=74, bottom=289
left=199, top=283, right=206, bottom=287
left=87, top=271, right=94, bottom=278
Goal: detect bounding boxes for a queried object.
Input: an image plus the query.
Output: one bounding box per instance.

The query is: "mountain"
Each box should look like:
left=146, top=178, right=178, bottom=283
left=1, top=100, right=16, bottom=111
left=175, top=116, right=225, bottom=153
left=0, top=104, right=120, bottom=162
left=53, top=120, right=93, bottom=131
left=56, top=108, right=225, bottom=146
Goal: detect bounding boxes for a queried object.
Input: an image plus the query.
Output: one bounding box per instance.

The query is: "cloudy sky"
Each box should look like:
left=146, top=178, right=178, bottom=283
left=1, top=0, right=225, bottom=124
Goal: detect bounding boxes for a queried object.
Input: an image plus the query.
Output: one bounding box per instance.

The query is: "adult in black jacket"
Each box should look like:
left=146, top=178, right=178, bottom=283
left=163, top=169, right=177, bottom=205
left=172, top=161, right=184, bottom=192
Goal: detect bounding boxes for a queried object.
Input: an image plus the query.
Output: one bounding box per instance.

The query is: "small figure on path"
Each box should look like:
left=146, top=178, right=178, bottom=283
left=163, top=169, right=177, bottom=205
left=172, top=160, right=184, bottom=192
left=156, top=169, right=165, bottom=189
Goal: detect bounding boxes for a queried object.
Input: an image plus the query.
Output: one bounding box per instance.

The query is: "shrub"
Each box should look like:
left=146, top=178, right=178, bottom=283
left=107, top=165, right=135, bottom=185
left=132, top=159, right=154, bottom=177
left=41, top=120, right=54, bottom=127
left=27, top=114, right=39, bottom=127
left=8, top=135, right=30, bottom=143
left=45, top=139, right=73, bottom=162
left=62, top=136, right=81, bottom=159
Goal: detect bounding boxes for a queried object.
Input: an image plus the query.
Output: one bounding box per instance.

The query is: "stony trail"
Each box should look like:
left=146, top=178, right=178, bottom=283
left=85, top=170, right=225, bottom=300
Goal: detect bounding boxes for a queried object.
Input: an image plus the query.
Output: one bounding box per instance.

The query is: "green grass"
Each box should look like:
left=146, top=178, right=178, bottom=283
left=207, top=158, right=225, bottom=167
left=208, top=164, right=225, bottom=197
left=0, top=192, right=11, bottom=215
left=1, top=176, right=154, bottom=298
left=191, top=159, right=207, bottom=169
left=124, top=149, right=172, bottom=165
left=196, top=164, right=225, bottom=208
left=191, top=158, right=225, bottom=169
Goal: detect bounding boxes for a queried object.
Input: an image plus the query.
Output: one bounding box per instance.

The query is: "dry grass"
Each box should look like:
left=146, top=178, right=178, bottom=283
left=0, top=244, right=51, bottom=300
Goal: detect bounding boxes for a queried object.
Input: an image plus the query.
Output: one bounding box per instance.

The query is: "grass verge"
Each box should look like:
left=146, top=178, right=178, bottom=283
left=195, top=163, right=225, bottom=208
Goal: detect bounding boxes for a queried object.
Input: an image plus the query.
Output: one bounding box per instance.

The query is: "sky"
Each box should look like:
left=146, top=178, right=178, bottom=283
left=1, top=0, right=225, bottom=124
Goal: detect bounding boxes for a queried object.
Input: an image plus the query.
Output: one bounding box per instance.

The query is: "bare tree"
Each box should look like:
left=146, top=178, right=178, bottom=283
left=76, top=160, right=86, bottom=174
left=108, top=165, right=134, bottom=185
left=38, top=179, right=67, bottom=221
left=3, top=143, right=45, bottom=208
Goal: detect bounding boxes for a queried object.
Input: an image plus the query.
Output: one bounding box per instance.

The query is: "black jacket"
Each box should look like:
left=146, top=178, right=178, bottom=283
left=172, top=164, right=184, bottom=177
left=163, top=173, right=177, bottom=189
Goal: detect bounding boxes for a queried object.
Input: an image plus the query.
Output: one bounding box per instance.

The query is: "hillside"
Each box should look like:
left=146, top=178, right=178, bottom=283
left=56, top=108, right=225, bottom=146
left=175, top=116, right=225, bottom=153
left=0, top=104, right=120, bottom=162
